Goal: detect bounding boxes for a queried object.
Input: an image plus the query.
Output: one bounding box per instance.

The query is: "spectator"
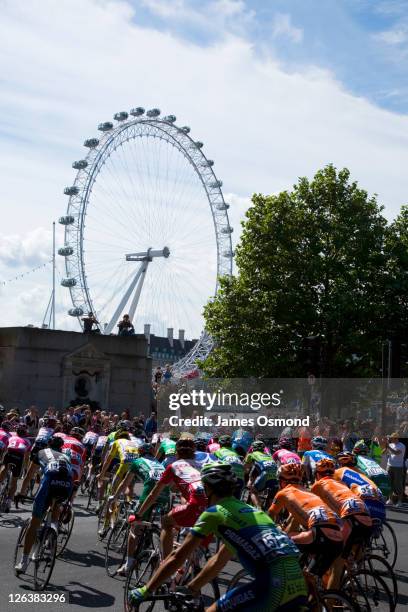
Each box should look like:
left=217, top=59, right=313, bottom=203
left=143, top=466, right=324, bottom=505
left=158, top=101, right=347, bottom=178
left=82, top=311, right=100, bottom=334
left=145, top=411, right=157, bottom=438
left=154, top=366, right=163, bottom=384
left=385, top=432, right=406, bottom=507
left=117, top=314, right=135, bottom=336
left=162, top=364, right=172, bottom=384
left=24, top=406, right=39, bottom=434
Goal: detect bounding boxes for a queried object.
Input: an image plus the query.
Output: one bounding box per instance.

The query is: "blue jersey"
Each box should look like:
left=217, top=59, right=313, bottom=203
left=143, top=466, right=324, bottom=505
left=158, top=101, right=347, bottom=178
left=302, top=449, right=332, bottom=473
left=194, top=451, right=216, bottom=469
left=37, top=448, right=73, bottom=477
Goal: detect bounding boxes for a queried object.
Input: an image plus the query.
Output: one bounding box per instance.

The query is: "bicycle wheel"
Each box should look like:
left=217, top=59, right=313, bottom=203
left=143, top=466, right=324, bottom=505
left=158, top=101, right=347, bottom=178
left=319, top=590, right=360, bottom=611
left=56, top=505, right=75, bottom=557
left=13, top=519, right=30, bottom=574
left=87, top=476, right=98, bottom=510
left=105, top=519, right=128, bottom=577
left=124, top=528, right=161, bottom=611
left=343, top=569, right=394, bottom=612
left=97, top=497, right=110, bottom=539
left=364, top=555, right=398, bottom=609
left=28, top=474, right=40, bottom=497
left=34, top=527, right=57, bottom=590
left=0, top=470, right=10, bottom=511
left=370, top=520, right=398, bottom=569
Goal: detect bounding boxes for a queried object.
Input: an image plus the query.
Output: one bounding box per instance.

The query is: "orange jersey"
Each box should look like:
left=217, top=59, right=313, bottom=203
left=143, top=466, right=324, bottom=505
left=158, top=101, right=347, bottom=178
left=311, top=476, right=368, bottom=519
left=269, top=484, right=340, bottom=529
left=334, top=467, right=383, bottom=502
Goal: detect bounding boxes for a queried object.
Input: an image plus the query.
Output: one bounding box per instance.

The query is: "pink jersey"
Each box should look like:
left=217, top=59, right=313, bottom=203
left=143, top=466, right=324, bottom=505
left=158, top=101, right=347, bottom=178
left=7, top=434, right=31, bottom=454
left=161, top=459, right=206, bottom=502
left=207, top=442, right=220, bottom=453
left=0, top=429, right=11, bottom=449
left=272, top=448, right=301, bottom=466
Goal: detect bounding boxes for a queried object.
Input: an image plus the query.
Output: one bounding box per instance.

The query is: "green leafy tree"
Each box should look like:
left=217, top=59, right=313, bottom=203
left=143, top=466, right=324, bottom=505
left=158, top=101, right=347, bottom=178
left=203, top=165, right=398, bottom=378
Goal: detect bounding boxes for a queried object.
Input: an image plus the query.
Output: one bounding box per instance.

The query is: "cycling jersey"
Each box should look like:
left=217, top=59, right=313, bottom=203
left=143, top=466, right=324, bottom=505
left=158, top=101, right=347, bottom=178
left=355, top=456, right=391, bottom=497
left=108, top=438, right=139, bottom=464
left=334, top=467, right=385, bottom=521
left=232, top=430, right=253, bottom=453
left=36, top=447, right=73, bottom=476
left=272, top=449, right=301, bottom=466
left=34, top=427, right=54, bottom=445
left=269, top=484, right=340, bottom=529
left=58, top=434, right=86, bottom=481
left=157, top=438, right=176, bottom=457
left=302, top=449, right=332, bottom=476
left=7, top=434, right=31, bottom=454
left=3, top=435, right=31, bottom=478
left=191, top=497, right=301, bottom=572
left=311, top=476, right=369, bottom=519
left=193, top=450, right=216, bottom=469
left=94, top=435, right=108, bottom=452
left=0, top=428, right=11, bottom=450
left=208, top=442, right=220, bottom=453
left=214, top=448, right=245, bottom=481
left=83, top=431, right=99, bottom=446
left=130, top=455, right=169, bottom=514
left=245, top=451, right=277, bottom=479
left=160, top=459, right=205, bottom=502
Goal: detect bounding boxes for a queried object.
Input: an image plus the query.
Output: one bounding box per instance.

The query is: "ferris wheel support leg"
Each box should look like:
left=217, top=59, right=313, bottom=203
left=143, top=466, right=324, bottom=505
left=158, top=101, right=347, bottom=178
left=128, top=260, right=149, bottom=322
left=104, top=264, right=145, bottom=335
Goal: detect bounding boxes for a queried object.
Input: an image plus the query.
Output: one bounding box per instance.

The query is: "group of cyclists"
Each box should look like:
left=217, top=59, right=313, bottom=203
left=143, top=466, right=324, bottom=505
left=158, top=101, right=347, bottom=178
left=0, top=406, right=399, bottom=610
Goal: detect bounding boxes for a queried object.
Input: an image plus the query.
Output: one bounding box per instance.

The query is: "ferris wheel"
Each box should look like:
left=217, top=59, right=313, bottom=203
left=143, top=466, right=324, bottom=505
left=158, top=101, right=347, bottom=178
left=58, top=107, right=233, bottom=375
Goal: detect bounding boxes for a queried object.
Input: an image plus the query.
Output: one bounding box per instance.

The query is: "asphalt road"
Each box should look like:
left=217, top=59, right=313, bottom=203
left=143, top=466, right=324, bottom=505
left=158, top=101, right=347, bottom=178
left=0, top=491, right=407, bottom=612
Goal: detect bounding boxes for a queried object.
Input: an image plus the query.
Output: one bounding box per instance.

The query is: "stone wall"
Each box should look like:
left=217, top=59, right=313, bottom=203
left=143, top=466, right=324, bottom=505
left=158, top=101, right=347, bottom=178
left=0, top=327, right=152, bottom=415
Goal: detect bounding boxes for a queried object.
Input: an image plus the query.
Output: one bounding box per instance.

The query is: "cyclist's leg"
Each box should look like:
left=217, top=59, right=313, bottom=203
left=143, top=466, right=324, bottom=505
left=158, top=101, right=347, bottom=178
left=163, top=500, right=205, bottom=559
left=20, top=461, right=39, bottom=496
left=22, top=473, right=53, bottom=556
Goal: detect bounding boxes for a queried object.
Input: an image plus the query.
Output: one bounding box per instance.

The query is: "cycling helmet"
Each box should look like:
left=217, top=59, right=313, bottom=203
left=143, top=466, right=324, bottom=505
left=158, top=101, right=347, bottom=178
left=114, top=429, right=130, bottom=440
left=179, top=432, right=195, bottom=441
left=337, top=451, right=356, bottom=467
left=48, top=436, right=64, bottom=451
left=70, top=427, right=85, bottom=441
left=315, top=458, right=335, bottom=475
left=139, top=442, right=153, bottom=455
left=277, top=463, right=303, bottom=483
left=201, top=463, right=237, bottom=487
left=176, top=438, right=196, bottom=451
left=312, top=436, right=327, bottom=450
left=278, top=437, right=292, bottom=450
left=0, top=405, right=5, bottom=414
left=1, top=421, right=12, bottom=432
left=16, top=423, right=28, bottom=437
left=251, top=440, right=266, bottom=452
left=353, top=440, right=369, bottom=456
left=117, top=419, right=132, bottom=431
left=194, top=437, right=208, bottom=451
left=219, top=435, right=232, bottom=447
left=62, top=422, right=73, bottom=434
left=330, top=438, right=342, bottom=453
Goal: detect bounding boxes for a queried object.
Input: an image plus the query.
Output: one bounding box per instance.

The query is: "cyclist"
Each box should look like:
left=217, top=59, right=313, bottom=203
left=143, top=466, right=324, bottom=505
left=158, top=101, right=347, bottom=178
left=269, top=463, right=343, bottom=587
left=302, top=436, right=332, bottom=484
left=194, top=436, right=216, bottom=468
left=134, top=438, right=207, bottom=559
left=231, top=428, right=253, bottom=457
left=155, top=433, right=177, bottom=466
left=244, top=440, right=278, bottom=508
left=129, top=463, right=308, bottom=611
left=352, top=440, right=391, bottom=497
left=19, top=415, right=57, bottom=497
left=59, top=427, right=87, bottom=485
left=311, top=458, right=372, bottom=559
left=112, top=442, right=170, bottom=576
left=335, top=451, right=386, bottom=522
left=0, top=420, right=12, bottom=462
left=272, top=437, right=301, bottom=467
left=14, top=435, right=74, bottom=574
left=207, top=435, right=220, bottom=453
left=0, top=423, right=31, bottom=511
left=213, top=435, right=245, bottom=497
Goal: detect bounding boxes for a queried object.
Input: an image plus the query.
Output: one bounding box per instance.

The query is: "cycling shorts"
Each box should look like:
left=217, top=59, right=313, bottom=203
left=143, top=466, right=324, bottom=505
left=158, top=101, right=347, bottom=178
left=363, top=498, right=386, bottom=522
left=293, top=524, right=344, bottom=577
left=115, top=461, right=132, bottom=483
left=253, top=473, right=278, bottom=495
left=342, top=514, right=373, bottom=558
left=217, top=557, right=308, bottom=612
left=170, top=498, right=207, bottom=528
left=33, top=469, right=73, bottom=520
left=4, top=450, right=25, bottom=478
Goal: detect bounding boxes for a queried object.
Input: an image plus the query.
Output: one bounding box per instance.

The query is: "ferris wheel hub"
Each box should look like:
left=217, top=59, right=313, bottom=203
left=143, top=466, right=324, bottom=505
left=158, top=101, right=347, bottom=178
left=125, top=247, right=170, bottom=262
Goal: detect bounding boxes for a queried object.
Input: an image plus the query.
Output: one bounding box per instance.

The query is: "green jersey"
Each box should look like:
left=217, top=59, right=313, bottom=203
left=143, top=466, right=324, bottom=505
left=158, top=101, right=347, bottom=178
left=214, top=447, right=244, bottom=480
left=158, top=439, right=176, bottom=457
left=356, top=456, right=391, bottom=496
left=245, top=451, right=278, bottom=480
left=191, top=497, right=300, bottom=574
left=130, top=456, right=164, bottom=483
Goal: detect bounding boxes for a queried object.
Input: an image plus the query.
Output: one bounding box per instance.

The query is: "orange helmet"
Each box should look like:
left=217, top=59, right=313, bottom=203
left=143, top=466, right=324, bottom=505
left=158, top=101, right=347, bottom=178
left=277, top=463, right=303, bottom=482
left=315, top=458, right=335, bottom=475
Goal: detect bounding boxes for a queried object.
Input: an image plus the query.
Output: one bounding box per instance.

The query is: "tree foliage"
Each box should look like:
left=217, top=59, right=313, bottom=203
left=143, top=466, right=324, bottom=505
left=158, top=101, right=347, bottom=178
left=203, top=165, right=408, bottom=378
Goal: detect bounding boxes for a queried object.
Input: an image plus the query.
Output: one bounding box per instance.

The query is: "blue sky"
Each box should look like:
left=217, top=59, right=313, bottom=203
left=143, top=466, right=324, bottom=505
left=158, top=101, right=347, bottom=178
left=1, top=0, right=408, bottom=330
left=130, top=0, right=408, bottom=113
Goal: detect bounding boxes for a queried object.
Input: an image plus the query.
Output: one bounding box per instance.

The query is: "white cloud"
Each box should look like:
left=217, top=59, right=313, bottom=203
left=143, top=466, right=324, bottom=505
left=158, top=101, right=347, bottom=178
left=0, top=228, right=52, bottom=268
left=1, top=0, right=408, bottom=334
left=271, top=12, right=303, bottom=44
left=375, top=26, right=408, bottom=45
